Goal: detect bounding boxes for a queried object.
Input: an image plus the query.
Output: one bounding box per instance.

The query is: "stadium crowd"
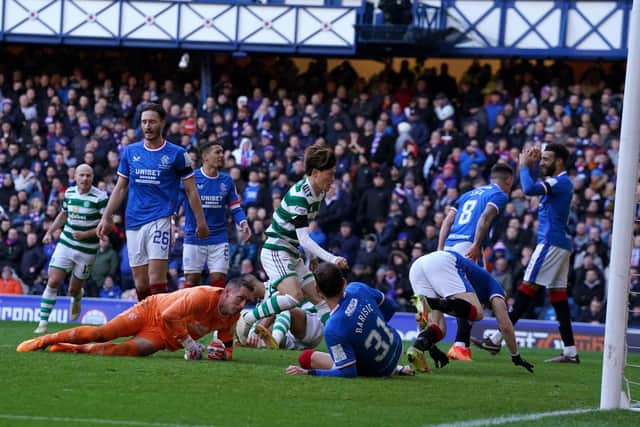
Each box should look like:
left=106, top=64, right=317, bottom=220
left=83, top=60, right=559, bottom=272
left=0, top=50, right=636, bottom=326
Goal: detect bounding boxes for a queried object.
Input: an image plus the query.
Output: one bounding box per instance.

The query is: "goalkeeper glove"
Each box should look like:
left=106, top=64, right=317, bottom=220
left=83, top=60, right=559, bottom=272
left=181, top=337, right=204, bottom=360
left=511, top=353, right=534, bottom=373
left=207, top=339, right=227, bottom=361
left=428, top=345, right=449, bottom=368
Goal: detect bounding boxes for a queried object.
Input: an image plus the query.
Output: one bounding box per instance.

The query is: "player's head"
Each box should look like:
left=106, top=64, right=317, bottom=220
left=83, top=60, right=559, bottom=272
left=314, top=263, right=346, bottom=299
left=199, top=140, right=224, bottom=169
left=541, top=143, right=569, bottom=176
left=240, top=274, right=266, bottom=302
left=489, top=163, right=514, bottom=192
left=140, top=103, right=165, bottom=143
left=304, top=144, right=336, bottom=193
left=219, top=276, right=256, bottom=315
left=74, top=163, right=94, bottom=193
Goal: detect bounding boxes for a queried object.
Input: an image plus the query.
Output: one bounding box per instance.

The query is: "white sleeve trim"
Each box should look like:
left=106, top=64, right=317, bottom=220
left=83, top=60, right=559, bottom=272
left=296, top=227, right=338, bottom=264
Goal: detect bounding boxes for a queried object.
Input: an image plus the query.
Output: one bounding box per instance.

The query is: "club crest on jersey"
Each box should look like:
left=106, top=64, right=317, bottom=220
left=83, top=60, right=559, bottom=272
left=219, top=182, right=227, bottom=193
left=159, top=155, right=170, bottom=170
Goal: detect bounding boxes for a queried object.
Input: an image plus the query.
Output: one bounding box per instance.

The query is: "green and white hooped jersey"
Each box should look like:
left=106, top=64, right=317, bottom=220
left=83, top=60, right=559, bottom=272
left=263, top=176, right=323, bottom=257
left=59, top=186, right=108, bottom=255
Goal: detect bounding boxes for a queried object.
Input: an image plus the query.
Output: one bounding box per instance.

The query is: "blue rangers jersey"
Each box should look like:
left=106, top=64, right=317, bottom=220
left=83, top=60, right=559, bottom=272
left=445, top=183, right=509, bottom=247
left=320, top=283, right=402, bottom=378
left=520, top=168, right=573, bottom=251
left=117, top=141, right=193, bottom=230
left=182, top=168, right=246, bottom=245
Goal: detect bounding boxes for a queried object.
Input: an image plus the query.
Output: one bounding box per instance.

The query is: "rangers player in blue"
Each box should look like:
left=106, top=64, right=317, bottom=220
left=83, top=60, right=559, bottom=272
left=474, top=143, right=579, bottom=364
left=406, top=250, right=534, bottom=374
left=286, top=263, right=414, bottom=378
left=97, top=103, right=208, bottom=301
left=437, top=163, right=513, bottom=361
left=181, top=140, right=251, bottom=288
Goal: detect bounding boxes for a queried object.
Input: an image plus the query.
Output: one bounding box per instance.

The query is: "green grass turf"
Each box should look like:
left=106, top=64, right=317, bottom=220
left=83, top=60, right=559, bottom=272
left=1, top=321, right=639, bottom=427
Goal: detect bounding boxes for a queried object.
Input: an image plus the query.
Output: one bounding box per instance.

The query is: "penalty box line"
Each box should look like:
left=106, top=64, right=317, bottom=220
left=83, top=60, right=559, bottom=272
left=425, top=408, right=598, bottom=427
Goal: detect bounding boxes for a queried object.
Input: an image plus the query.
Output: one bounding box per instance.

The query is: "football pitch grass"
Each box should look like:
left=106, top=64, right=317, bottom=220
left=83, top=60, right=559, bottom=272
left=2, top=321, right=639, bottom=427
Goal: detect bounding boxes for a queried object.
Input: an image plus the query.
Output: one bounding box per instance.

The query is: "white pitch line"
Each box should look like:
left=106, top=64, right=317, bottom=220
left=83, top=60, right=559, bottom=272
left=425, top=408, right=597, bottom=427
left=0, top=414, right=222, bottom=427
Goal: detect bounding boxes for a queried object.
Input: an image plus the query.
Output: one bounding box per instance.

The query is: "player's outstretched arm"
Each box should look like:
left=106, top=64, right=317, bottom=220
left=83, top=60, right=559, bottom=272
left=97, top=176, right=128, bottom=239
left=491, top=296, right=534, bottom=373
left=437, top=208, right=456, bottom=251
left=296, top=227, right=345, bottom=267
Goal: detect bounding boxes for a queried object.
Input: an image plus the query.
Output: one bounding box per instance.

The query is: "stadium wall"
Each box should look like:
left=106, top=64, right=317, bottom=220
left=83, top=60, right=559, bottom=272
left=2, top=294, right=638, bottom=353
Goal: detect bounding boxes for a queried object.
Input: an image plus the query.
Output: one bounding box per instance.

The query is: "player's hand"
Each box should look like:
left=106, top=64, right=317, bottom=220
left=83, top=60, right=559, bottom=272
left=196, top=222, right=209, bottom=239
left=184, top=343, right=205, bottom=360
left=246, top=332, right=261, bottom=348
left=96, top=218, right=113, bottom=239
left=428, top=345, right=450, bottom=369
left=42, top=232, right=52, bottom=245
left=334, top=257, right=349, bottom=270
left=286, top=365, right=309, bottom=376
left=206, top=339, right=227, bottom=360
left=72, top=230, right=86, bottom=240
left=512, top=354, right=534, bottom=373
left=239, top=221, right=252, bottom=243
left=465, top=244, right=481, bottom=262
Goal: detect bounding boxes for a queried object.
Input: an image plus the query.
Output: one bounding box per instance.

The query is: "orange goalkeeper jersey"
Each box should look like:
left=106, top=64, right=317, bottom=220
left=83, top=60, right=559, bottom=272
left=141, top=287, right=239, bottom=351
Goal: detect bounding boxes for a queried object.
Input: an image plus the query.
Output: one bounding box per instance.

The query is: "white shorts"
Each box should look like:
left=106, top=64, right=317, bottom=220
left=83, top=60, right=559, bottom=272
left=284, top=312, right=324, bottom=350
left=183, top=243, right=229, bottom=274
left=49, top=243, right=96, bottom=280
left=260, top=248, right=315, bottom=290
left=524, top=244, right=570, bottom=288
left=126, top=217, right=171, bottom=268
left=445, top=242, right=485, bottom=267
left=409, top=251, right=473, bottom=299
left=444, top=241, right=472, bottom=255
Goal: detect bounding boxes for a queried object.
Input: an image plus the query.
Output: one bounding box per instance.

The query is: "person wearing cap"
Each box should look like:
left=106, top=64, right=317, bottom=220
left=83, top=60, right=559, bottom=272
left=357, top=168, right=391, bottom=233
left=328, top=221, right=359, bottom=267
left=354, top=234, right=381, bottom=282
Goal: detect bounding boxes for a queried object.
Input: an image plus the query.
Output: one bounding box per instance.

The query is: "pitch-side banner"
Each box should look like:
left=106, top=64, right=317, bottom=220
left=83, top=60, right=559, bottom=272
left=1, top=295, right=639, bottom=352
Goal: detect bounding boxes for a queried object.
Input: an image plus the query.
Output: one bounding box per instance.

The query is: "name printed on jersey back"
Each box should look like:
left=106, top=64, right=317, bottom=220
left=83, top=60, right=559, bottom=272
left=355, top=303, right=375, bottom=335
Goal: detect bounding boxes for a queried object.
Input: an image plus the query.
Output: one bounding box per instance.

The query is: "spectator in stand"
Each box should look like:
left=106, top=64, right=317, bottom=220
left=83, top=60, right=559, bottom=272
left=90, top=237, right=120, bottom=294
left=99, top=275, right=122, bottom=299
left=0, top=265, right=23, bottom=294
left=18, top=231, right=46, bottom=288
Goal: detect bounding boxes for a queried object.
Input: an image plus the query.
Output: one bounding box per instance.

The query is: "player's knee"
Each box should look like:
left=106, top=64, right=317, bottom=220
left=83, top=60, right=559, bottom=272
left=298, top=349, right=315, bottom=369
left=288, top=288, right=304, bottom=303
left=468, top=303, right=482, bottom=321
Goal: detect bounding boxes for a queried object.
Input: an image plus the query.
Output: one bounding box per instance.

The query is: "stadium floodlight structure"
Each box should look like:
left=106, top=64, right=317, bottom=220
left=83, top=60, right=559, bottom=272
left=600, top=0, right=640, bottom=410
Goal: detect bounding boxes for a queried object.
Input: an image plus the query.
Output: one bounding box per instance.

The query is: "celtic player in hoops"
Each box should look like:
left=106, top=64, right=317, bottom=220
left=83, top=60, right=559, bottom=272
left=35, top=164, right=108, bottom=334
left=237, top=144, right=348, bottom=341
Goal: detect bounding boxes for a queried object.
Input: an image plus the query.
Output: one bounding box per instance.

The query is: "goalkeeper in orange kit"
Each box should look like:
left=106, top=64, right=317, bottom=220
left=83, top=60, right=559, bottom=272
left=17, top=277, right=255, bottom=360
